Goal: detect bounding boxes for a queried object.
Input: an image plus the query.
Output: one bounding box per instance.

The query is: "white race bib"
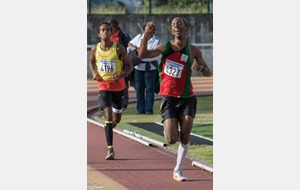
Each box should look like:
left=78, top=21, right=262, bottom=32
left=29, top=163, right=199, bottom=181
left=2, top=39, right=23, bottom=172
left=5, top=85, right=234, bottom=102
left=99, top=60, right=116, bottom=73
left=180, top=54, right=188, bottom=62
left=164, top=59, right=184, bottom=78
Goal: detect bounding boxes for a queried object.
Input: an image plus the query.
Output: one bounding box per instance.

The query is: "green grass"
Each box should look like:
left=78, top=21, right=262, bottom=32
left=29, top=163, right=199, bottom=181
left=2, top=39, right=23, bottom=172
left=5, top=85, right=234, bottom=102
left=88, top=2, right=211, bottom=14
left=97, top=96, right=213, bottom=164
left=191, top=124, right=213, bottom=140
left=188, top=145, right=213, bottom=164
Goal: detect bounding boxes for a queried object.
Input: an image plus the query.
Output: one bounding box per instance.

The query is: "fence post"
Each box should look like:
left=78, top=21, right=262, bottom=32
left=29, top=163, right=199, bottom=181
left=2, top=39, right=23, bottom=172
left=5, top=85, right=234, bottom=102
left=149, top=0, right=152, bottom=15
left=88, top=0, right=91, bottom=14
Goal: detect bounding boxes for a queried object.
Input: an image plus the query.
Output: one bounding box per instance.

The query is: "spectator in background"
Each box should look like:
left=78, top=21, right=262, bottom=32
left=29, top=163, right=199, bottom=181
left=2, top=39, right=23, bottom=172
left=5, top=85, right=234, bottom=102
left=138, top=18, right=211, bottom=181
left=89, top=22, right=133, bottom=160
left=108, top=19, right=132, bottom=111
left=128, top=24, right=162, bottom=115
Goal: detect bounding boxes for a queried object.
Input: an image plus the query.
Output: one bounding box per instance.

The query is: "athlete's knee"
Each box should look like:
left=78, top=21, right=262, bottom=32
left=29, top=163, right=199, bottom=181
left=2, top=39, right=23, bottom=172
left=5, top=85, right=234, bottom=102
left=165, top=133, right=178, bottom=144
left=166, top=137, right=177, bottom=144
left=180, top=133, right=190, bottom=145
left=103, top=113, right=112, bottom=121
left=113, top=117, right=121, bottom=124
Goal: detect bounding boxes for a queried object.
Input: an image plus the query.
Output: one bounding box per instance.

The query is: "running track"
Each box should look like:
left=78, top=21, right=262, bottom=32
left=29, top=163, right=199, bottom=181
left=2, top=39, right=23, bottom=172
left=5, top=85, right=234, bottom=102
left=87, top=77, right=213, bottom=190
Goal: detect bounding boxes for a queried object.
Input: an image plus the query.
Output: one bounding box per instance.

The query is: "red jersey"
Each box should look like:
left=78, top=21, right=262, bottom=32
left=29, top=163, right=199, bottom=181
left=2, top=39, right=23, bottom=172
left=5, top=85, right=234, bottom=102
left=110, top=29, right=120, bottom=44
left=158, top=41, right=194, bottom=98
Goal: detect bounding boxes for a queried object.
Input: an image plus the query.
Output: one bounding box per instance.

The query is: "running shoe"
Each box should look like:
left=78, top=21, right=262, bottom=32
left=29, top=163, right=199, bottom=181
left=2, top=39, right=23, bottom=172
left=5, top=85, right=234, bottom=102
left=105, top=147, right=115, bottom=160
left=173, top=169, right=187, bottom=181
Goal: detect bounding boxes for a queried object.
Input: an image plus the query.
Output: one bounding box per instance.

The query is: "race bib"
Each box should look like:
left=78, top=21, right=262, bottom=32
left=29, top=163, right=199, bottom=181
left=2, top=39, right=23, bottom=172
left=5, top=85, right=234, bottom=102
left=180, top=54, right=188, bottom=62
left=99, top=60, right=116, bottom=73
left=164, top=59, right=184, bottom=78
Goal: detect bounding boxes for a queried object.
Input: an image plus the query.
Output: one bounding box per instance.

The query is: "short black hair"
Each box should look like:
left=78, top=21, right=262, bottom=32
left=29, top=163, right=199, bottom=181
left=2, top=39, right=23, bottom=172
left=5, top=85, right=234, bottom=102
left=98, top=22, right=112, bottom=33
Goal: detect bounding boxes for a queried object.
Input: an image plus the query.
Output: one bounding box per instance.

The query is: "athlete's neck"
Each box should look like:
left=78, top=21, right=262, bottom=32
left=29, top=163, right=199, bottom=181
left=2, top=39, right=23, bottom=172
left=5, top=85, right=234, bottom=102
left=100, top=41, right=113, bottom=51
left=171, top=38, right=187, bottom=51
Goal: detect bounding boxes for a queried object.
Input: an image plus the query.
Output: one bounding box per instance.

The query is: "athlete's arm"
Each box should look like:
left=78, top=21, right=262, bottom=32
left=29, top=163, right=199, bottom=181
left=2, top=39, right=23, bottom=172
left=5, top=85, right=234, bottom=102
left=89, top=46, right=102, bottom=81
left=138, top=22, right=164, bottom=59
left=113, top=44, right=133, bottom=82
left=190, top=45, right=211, bottom=77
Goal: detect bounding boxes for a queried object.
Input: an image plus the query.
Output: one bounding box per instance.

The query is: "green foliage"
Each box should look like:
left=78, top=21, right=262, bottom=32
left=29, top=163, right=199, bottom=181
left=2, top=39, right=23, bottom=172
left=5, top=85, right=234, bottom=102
left=90, top=4, right=126, bottom=14
left=170, top=0, right=200, bottom=6
left=88, top=0, right=212, bottom=14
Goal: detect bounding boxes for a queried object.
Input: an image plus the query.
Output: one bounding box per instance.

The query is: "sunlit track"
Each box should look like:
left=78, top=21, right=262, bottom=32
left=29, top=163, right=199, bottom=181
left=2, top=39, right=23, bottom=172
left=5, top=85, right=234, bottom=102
left=87, top=89, right=212, bottom=102
left=87, top=77, right=213, bottom=91
left=87, top=77, right=213, bottom=104
left=87, top=85, right=212, bottom=93
left=88, top=82, right=212, bottom=89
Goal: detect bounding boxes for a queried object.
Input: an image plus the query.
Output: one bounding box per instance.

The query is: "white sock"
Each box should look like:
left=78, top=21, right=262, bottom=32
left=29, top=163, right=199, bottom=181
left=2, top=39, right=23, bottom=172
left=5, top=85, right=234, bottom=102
left=174, top=142, right=190, bottom=172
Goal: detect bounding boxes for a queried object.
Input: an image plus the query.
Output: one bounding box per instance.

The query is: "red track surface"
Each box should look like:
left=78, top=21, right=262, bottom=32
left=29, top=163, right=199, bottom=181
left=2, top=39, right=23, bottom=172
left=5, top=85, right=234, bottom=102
left=87, top=77, right=213, bottom=190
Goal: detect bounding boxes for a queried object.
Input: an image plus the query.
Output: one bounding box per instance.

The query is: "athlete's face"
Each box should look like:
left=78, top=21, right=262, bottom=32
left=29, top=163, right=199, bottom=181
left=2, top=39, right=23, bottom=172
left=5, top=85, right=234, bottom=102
left=98, top=24, right=112, bottom=40
left=171, top=18, right=187, bottom=37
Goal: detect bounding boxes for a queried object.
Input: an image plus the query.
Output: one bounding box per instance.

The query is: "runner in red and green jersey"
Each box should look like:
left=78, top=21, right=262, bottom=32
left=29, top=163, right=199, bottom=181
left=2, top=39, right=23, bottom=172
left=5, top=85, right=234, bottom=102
left=138, top=17, right=212, bottom=181
left=159, top=40, right=194, bottom=98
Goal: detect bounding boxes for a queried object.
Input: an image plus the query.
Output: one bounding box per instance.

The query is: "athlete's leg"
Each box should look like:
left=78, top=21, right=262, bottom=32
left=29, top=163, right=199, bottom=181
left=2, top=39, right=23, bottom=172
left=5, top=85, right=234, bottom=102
left=163, top=118, right=179, bottom=145
left=103, top=107, right=113, bottom=147
left=174, top=115, right=193, bottom=172
left=178, top=115, right=193, bottom=144
left=112, top=111, right=122, bottom=128
left=98, top=91, right=115, bottom=160
left=111, top=90, right=124, bottom=128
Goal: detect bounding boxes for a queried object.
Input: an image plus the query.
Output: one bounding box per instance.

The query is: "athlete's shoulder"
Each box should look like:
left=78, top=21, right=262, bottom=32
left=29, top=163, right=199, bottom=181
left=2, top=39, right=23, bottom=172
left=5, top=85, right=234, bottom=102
left=189, top=44, right=202, bottom=55
left=189, top=44, right=198, bottom=51
left=93, top=43, right=100, bottom=52
left=91, top=45, right=97, bottom=51
left=115, top=43, right=127, bottom=56
left=116, top=42, right=126, bottom=50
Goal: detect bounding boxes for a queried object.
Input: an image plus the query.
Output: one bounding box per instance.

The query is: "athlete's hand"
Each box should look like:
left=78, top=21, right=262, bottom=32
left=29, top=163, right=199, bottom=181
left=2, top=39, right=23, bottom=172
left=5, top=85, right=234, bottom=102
left=192, top=62, right=201, bottom=71
left=145, top=22, right=155, bottom=33
left=112, top=75, right=121, bottom=82
left=93, top=73, right=102, bottom=81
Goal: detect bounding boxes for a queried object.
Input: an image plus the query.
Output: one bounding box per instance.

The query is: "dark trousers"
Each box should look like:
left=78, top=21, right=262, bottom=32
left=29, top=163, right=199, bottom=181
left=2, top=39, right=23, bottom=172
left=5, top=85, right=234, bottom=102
left=134, top=69, right=157, bottom=114
left=122, top=77, right=129, bottom=110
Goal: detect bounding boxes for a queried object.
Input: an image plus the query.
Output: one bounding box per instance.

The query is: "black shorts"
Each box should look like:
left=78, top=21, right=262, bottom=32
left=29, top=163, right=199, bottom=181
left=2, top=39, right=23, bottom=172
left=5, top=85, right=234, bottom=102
left=160, top=96, right=197, bottom=122
left=98, top=90, right=125, bottom=113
